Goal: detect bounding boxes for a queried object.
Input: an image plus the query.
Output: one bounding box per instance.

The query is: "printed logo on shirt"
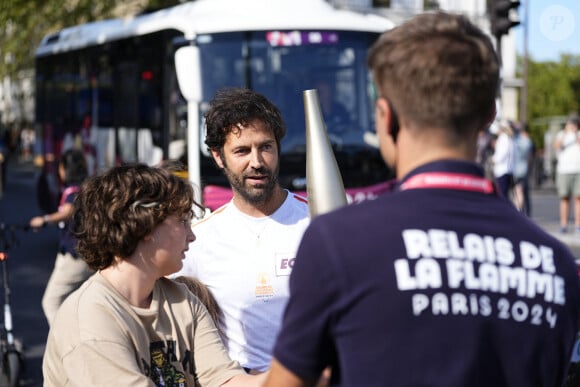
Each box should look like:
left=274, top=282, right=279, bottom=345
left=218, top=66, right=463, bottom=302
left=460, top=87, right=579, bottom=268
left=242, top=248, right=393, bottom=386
left=146, top=340, right=187, bottom=386
left=275, top=252, right=296, bottom=276
left=393, top=228, right=566, bottom=329
left=255, top=272, right=275, bottom=301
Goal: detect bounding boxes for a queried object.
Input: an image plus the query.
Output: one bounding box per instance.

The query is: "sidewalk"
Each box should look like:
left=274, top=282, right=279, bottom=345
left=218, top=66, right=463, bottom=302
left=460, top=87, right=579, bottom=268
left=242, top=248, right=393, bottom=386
left=530, top=182, right=580, bottom=254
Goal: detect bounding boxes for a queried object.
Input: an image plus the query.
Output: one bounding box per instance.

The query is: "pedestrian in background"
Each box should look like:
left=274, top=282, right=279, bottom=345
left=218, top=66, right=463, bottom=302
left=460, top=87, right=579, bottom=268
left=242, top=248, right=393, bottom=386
left=172, top=87, right=310, bottom=374
left=19, top=126, right=35, bottom=161
left=265, top=12, right=580, bottom=387
left=43, top=164, right=266, bottom=386
left=29, top=148, right=93, bottom=326
left=553, top=113, right=580, bottom=234
left=476, top=127, right=495, bottom=179
left=513, top=123, right=534, bottom=216
left=492, top=119, right=516, bottom=201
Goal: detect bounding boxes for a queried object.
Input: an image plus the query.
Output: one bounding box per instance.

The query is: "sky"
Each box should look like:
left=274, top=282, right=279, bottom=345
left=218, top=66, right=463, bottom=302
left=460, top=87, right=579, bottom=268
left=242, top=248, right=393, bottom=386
left=515, top=0, right=580, bottom=62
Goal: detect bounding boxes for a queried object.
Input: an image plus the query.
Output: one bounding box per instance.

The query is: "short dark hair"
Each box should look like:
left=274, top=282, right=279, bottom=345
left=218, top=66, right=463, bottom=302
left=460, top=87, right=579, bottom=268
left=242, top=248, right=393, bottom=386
left=367, top=12, right=499, bottom=139
left=72, top=164, right=200, bottom=270
left=204, top=87, right=286, bottom=152
left=61, top=149, right=88, bottom=186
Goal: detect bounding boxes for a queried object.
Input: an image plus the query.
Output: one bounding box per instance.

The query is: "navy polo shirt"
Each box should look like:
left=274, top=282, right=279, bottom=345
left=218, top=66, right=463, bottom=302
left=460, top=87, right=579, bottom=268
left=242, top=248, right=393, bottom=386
left=273, top=159, right=580, bottom=386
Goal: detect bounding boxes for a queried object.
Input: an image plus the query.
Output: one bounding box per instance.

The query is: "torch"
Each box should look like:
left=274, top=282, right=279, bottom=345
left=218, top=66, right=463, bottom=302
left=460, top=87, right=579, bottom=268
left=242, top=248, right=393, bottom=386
left=303, top=89, right=348, bottom=218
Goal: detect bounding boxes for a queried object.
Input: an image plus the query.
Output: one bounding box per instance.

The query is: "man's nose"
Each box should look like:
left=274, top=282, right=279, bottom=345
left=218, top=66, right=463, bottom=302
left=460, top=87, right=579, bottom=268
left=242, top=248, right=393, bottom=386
left=249, top=148, right=264, bottom=169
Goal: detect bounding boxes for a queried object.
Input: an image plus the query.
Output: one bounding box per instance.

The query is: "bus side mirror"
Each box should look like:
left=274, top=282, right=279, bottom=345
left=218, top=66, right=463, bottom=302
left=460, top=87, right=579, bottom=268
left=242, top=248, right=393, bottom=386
left=175, top=46, right=202, bottom=102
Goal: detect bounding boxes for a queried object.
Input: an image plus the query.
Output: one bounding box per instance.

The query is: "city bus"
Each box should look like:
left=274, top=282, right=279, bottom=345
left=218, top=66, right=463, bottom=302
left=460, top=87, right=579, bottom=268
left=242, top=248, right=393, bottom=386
left=34, top=0, right=395, bottom=213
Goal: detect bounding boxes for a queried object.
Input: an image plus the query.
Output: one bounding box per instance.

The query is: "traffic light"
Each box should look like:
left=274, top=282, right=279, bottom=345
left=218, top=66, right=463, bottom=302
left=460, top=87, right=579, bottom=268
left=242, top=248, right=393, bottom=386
left=490, top=0, right=521, bottom=38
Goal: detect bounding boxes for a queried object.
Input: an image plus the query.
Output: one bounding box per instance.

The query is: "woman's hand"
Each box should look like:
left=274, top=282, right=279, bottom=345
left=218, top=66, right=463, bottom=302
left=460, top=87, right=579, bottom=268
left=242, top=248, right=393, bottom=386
left=30, top=215, right=47, bottom=229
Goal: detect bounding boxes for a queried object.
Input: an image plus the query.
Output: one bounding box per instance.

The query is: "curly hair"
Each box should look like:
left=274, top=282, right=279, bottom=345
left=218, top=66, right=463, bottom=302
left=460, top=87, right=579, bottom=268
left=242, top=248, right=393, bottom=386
left=72, top=164, right=201, bottom=271
left=204, top=87, right=286, bottom=153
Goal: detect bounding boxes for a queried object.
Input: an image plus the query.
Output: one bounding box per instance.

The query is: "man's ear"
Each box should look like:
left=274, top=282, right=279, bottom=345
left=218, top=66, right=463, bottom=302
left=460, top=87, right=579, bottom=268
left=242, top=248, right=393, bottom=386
left=375, top=97, right=389, bottom=135
left=211, top=149, right=224, bottom=169
left=376, top=97, right=398, bottom=142
left=483, top=103, right=497, bottom=130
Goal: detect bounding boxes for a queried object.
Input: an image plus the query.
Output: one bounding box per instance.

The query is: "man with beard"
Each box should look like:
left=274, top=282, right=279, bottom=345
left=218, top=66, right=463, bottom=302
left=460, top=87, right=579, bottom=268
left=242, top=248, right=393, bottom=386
left=173, top=87, right=310, bottom=374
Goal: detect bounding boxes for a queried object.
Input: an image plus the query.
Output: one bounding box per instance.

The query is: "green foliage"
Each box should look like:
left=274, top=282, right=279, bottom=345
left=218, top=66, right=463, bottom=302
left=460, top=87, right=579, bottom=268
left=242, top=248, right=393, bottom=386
left=0, top=0, right=184, bottom=80
left=526, top=55, right=580, bottom=118
left=0, top=0, right=113, bottom=79
left=520, top=53, right=580, bottom=148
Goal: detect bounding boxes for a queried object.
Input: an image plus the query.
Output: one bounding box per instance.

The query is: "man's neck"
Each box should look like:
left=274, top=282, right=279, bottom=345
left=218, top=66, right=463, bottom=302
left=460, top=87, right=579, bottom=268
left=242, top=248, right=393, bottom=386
left=395, top=127, right=477, bottom=179
left=233, top=186, right=288, bottom=217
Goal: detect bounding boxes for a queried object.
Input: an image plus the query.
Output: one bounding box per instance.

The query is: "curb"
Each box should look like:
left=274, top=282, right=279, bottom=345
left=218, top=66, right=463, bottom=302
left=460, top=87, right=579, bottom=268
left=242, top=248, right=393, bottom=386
left=537, top=222, right=580, bottom=249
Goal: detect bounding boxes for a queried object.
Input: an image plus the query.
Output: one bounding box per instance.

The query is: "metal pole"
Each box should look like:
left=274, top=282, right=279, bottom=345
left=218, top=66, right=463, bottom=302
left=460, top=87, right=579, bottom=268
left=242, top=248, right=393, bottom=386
left=496, top=35, right=503, bottom=120
left=519, top=0, right=529, bottom=128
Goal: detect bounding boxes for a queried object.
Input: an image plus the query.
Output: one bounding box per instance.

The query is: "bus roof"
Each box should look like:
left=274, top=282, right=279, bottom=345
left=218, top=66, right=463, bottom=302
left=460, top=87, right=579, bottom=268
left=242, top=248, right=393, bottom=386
left=35, top=0, right=394, bottom=57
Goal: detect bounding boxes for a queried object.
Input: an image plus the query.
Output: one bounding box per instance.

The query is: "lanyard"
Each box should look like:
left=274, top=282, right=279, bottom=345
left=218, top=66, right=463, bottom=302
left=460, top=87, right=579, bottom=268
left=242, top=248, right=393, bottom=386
left=400, top=172, right=495, bottom=194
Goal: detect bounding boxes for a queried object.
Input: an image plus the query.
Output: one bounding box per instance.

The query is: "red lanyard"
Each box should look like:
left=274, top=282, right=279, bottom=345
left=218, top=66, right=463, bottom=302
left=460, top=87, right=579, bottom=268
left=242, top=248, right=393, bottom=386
left=400, top=172, right=495, bottom=194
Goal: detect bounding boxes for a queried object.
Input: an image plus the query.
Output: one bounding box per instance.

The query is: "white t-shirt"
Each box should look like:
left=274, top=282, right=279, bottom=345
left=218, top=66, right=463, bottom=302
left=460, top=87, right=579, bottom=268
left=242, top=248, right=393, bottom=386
left=174, top=191, right=310, bottom=371
left=556, top=130, right=580, bottom=174
left=513, top=133, right=533, bottom=179
left=492, top=131, right=516, bottom=178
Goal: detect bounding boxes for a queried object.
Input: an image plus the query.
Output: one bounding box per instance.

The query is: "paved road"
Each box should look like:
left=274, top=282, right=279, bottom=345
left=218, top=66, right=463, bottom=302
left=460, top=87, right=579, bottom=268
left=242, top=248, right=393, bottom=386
left=0, top=159, right=578, bottom=386
left=0, top=158, right=55, bottom=386
left=529, top=183, right=580, bottom=259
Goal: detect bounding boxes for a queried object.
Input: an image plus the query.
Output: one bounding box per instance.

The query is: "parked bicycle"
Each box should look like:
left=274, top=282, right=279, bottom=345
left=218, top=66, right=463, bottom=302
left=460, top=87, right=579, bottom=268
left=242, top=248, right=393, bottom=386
left=0, top=223, right=27, bottom=387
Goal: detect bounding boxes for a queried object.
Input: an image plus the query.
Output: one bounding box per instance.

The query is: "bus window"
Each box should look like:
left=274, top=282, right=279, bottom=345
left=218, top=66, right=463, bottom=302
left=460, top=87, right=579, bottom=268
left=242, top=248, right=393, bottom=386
left=35, top=0, right=395, bottom=211
left=197, top=33, right=247, bottom=97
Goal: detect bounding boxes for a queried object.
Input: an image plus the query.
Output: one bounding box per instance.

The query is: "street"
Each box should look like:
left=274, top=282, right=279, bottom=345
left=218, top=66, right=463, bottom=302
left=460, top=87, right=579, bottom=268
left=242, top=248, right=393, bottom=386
left=0, top=159, right=578, bottom=386
left=0, top=159, right=56, bottom=386
left=529, top=183, right=580, bottom=259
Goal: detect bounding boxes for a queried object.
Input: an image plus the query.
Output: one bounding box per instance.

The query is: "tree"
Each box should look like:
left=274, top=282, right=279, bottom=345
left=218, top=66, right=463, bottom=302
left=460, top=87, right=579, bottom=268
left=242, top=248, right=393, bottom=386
left=0, top=0, right=184, bottom=125
left=1, top=1, right=113, bottom=79
left=1, top=0, right=184, bottom=80
left=520, top=54, right=580, bottom=148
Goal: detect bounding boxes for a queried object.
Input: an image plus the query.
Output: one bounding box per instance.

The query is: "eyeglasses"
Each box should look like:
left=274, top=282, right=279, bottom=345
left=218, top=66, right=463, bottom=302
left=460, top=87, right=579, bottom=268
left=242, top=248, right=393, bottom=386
left=177, top=211, right=195, bottom=228
left=179, top=218, right=193, bottom=227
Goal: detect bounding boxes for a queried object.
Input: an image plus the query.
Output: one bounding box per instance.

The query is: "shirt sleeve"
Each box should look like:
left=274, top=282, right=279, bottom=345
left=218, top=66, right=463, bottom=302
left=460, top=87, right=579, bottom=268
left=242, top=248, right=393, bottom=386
left=272, top=219, right=342, bottom=379
left=62, top=340, right=154, bottom=386
left=64, top=192, right=76, bottom=205
left=189, top=293, right=245, bottom=386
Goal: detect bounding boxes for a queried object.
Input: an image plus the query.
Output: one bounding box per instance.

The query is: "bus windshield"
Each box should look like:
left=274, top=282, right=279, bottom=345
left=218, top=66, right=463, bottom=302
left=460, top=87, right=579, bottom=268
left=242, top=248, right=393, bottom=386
left=197, top=30, right=377, bottom=154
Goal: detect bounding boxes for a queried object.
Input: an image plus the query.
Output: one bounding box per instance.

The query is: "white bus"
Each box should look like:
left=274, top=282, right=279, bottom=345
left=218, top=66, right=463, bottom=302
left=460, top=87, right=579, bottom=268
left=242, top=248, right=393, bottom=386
left=34, top=0, right=394, bottom=212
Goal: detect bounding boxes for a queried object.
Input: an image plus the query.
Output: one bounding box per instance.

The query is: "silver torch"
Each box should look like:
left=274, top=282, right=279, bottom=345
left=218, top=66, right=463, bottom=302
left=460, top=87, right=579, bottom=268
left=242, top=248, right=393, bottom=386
left=303, top=89, right=348, bottom=218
